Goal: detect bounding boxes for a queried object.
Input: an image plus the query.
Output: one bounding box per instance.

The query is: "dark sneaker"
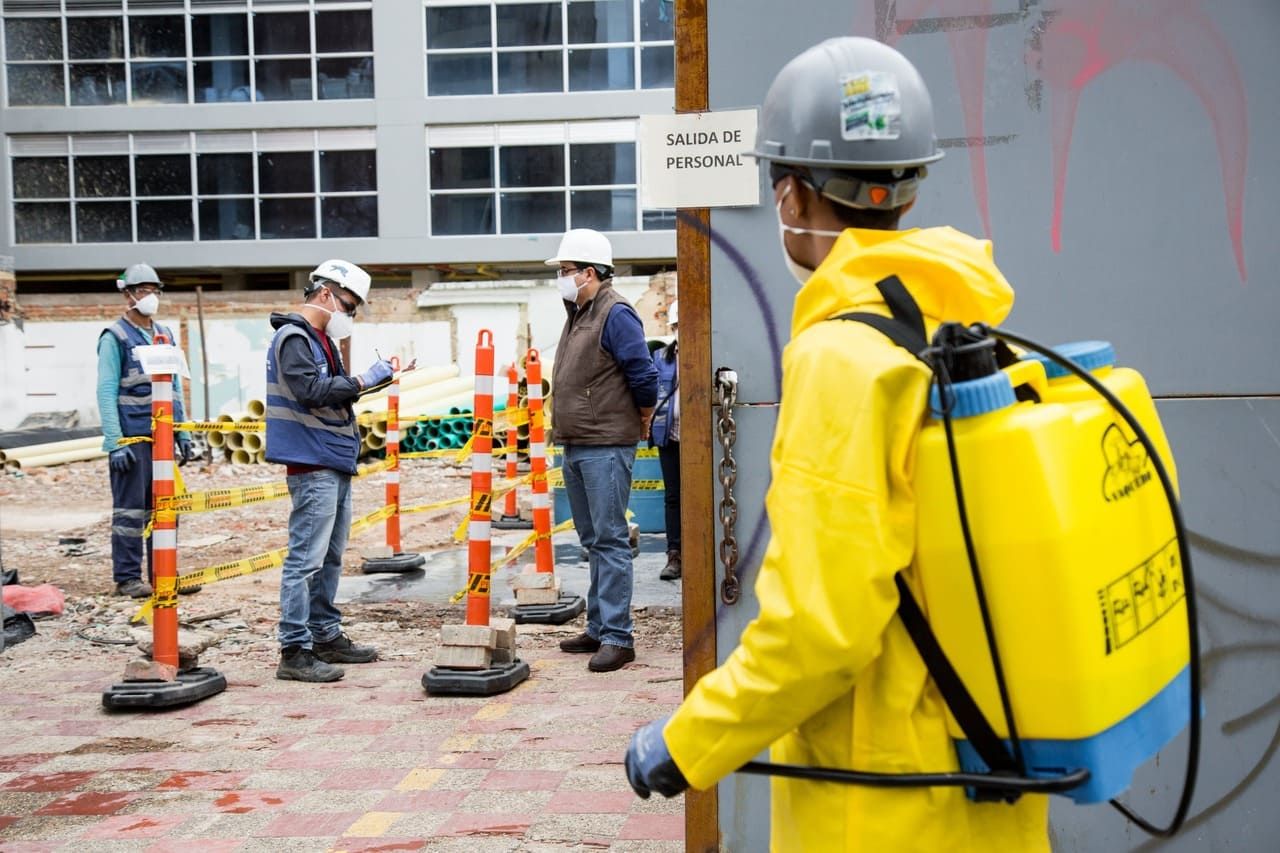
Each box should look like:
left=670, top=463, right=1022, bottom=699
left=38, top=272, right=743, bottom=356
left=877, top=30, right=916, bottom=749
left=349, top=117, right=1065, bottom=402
left=313, top=633, right=378, bottom=664
left=115, top=578, right=153, bottom=598
left=277, top=646, right=344, bottom=682
left=559, top=631, right=601, bottom=654
left=660, top=550, right=682, bottom=581
left=588, top=644, right=636, bottom=672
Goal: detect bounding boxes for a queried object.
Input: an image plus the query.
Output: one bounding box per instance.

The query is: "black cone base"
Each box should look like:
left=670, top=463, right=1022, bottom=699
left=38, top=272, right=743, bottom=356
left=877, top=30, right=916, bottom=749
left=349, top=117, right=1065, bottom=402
left=422, top=659, right=530, bottom=696
left=510, top=592, right=585, bottom=625
left=361, top=552, right=426, bottom=574
left=491, top=514, right=533, bottom=530
left=102, top=667, right=226, bottom=711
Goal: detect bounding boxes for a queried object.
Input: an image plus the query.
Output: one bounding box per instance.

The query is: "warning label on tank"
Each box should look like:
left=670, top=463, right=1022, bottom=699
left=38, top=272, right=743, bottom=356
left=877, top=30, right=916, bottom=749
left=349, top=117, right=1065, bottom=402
left=1098, top=539, right=1183, bottom=655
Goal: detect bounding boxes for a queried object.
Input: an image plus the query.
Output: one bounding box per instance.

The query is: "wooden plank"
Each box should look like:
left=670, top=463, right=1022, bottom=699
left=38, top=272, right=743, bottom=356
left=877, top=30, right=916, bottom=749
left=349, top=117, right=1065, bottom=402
left=675, top=2, right=719, bottom=850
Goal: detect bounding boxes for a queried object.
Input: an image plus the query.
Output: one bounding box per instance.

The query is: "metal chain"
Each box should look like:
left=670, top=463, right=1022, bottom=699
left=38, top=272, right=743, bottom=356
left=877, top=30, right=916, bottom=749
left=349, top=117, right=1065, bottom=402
left=715, top=368, right=740, bottom=604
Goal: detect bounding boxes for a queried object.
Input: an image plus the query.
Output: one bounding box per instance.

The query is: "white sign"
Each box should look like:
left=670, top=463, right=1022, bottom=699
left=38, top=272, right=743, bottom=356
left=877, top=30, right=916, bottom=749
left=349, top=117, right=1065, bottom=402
left=639, top=109, right=760, bottom=209
left=135, top=345, right=191, bottom=379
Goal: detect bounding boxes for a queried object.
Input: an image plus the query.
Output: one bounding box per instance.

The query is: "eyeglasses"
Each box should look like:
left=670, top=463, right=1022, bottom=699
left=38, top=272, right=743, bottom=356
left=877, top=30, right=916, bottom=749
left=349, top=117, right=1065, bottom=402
left=329, top=289, right=358, bottom=316
left=556, top=267, right=581, bottom=278
left=130, top=285, right=161, bottom=297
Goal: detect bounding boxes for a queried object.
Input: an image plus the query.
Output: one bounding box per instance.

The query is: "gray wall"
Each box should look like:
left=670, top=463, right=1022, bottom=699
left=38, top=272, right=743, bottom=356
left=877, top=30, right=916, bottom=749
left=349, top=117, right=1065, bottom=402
left=705, top=0, right=1279, bottom=849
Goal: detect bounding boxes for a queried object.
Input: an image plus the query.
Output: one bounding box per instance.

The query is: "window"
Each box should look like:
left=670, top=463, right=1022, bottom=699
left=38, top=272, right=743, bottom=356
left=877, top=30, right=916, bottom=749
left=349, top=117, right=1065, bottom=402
left=3, top=2, right=374, bottom=107
left=424, top=0, right=675, bottom=96
left=9, top=129, right=378, bottom=244
left=426, top=121, right=672, bottom=235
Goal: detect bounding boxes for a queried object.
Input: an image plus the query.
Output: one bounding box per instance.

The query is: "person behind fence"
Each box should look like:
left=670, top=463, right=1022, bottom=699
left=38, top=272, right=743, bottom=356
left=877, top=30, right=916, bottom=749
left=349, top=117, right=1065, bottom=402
left=98, top=263, right=195, bottom=599
left=265, top=259, right=394, bottom=683
left=624, top=38, right=1050, bottom=850
left=547, top=228, right=659, bottom=673
left=650, top=299, right=681, bottom=581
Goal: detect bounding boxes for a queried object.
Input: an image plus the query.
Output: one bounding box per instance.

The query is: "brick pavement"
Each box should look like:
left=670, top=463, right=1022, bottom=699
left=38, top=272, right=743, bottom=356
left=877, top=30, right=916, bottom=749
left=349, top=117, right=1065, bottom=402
left=0, top=636, right=685, bottom=851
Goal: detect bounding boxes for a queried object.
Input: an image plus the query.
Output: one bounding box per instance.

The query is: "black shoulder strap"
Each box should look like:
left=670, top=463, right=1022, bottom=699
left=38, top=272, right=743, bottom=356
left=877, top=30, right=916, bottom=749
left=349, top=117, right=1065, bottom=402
left=894, top=576, right=1018, bottom=775
left=834, top=275, right=929, bottom=362
left=837, top=276, right=1020, bottom=780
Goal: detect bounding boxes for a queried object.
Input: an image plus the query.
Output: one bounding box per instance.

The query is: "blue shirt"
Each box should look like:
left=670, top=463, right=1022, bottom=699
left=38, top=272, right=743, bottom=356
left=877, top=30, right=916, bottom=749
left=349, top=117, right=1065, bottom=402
left=599, top=303, right=659, bottom=408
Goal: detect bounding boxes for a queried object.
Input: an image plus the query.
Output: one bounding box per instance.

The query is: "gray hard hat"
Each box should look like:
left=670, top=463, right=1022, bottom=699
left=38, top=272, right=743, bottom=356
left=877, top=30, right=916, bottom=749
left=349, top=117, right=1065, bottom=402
left=752, top=37, right=943, bottom=209
left=117, top=263, right=162, bottom=290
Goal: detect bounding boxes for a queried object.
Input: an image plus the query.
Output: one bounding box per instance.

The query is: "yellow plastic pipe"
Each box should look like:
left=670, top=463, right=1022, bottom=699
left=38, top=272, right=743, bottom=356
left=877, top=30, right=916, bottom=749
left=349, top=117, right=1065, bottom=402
left=4, top=445, right=107, bottom=470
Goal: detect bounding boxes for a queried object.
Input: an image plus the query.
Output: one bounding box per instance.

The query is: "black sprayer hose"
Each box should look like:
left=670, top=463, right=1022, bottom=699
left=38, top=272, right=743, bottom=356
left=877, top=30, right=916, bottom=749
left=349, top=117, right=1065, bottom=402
left=987, top=327, right=1200, bottom=838
left=738, top=761, right=1090, bottom=793
left=933, top=358, right=1028, bottom=777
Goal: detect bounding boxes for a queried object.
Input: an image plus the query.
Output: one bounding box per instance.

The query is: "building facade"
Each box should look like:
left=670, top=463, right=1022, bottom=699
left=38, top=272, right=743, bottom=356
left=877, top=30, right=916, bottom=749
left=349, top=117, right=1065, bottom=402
left=0, top=0, right=679, bottom=425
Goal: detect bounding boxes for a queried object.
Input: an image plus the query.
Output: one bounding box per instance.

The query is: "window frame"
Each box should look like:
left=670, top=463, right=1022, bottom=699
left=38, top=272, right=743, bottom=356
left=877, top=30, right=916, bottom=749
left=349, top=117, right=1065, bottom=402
left=7, top=128, right=379, bottom=245
left=425, top=120, right=672, bottom=237
left=423, top=0, right=674, bottom=97
left=2, top=2, right=376, bottom=107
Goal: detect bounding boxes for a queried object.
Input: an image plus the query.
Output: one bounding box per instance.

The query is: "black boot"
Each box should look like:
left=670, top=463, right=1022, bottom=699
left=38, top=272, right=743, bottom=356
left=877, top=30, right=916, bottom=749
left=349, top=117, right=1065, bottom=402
left=313, top=633, right=378, bottom=664
left=660, top=550, right=681, bottom=581
left=277, top=646, right=344, bottom=682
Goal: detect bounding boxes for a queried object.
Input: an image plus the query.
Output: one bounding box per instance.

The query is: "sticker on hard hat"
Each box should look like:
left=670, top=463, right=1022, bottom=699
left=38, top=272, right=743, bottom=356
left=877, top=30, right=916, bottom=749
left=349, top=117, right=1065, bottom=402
left=840, top=71, right=902, bottom=141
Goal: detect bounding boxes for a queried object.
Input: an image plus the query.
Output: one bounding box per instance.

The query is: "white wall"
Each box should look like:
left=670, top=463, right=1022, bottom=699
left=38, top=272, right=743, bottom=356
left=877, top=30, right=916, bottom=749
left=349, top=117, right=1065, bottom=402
left=0, top=323, right=26, bottom=429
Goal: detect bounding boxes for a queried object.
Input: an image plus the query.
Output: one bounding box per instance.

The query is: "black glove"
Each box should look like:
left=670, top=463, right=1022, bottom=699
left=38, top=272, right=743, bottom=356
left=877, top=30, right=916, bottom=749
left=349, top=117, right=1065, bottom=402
left=176, top=437, right=194, bottom=466
left=624, top=716, right=689, bottom=799
left=108, top=446, right=136, bottom=473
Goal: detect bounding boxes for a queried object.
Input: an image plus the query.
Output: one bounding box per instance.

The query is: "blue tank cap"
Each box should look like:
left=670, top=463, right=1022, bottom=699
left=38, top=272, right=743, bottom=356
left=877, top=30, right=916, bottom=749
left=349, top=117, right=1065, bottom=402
left=929, top=372, right=1016, bottom=419
left=1025, top=340, right=1115, bottom=380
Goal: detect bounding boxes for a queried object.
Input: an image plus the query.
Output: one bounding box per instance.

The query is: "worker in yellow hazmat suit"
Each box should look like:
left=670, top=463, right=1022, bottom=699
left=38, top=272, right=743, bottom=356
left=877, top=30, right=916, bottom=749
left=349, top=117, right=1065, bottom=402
left=624, top=37, right=1051, bottom=851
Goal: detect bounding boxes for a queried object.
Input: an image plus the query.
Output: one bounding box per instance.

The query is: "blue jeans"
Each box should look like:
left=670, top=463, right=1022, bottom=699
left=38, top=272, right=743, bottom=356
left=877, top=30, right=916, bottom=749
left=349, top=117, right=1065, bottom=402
left=562, top=444, right=635, bottom=648
left=278, top=469, right=352, bottom=650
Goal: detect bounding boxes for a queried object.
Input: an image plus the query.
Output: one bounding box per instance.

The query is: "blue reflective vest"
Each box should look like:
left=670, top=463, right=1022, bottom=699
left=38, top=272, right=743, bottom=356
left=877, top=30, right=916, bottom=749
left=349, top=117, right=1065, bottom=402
left=100, top=318, right=179, bottom=437
left=651, top=343, right=678, bottom=447
left=264, top=323, right=360, bottom=474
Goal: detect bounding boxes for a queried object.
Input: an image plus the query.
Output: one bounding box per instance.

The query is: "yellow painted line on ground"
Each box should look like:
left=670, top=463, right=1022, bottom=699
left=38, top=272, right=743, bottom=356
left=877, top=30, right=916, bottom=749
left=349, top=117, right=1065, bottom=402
left=396, top=768, right=445, bottom=791
left=438, top=734, right=479, bottom=753
left=473, top=702, right=510, bottom=721
left=342, top=811, right=401, bottom=837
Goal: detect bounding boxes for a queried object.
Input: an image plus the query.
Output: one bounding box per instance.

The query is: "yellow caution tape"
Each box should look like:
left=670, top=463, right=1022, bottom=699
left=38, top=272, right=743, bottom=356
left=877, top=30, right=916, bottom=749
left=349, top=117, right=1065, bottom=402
left=454, top=433, right=478, bottom=464
left=401, top=493, right=470, bottom=515
left=448, top=518, right=576, bottom=602
left=349, top=504, right=396, bottom=537
left=175, top=420, right=264, bottom=432
left=117, top=436, right=152, bottom=447
left=132, top=502, right=395, bottom=623
left=157, top=480, right=292, bottom=515
left=499, top=408, right=530, bottom=429
left=133, top=547, right=288, bottom=623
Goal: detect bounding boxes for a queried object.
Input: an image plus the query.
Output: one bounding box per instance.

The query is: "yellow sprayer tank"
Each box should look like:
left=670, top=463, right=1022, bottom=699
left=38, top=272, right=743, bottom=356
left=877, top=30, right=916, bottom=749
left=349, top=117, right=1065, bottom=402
left=913, top=341, right=1189, bottom=803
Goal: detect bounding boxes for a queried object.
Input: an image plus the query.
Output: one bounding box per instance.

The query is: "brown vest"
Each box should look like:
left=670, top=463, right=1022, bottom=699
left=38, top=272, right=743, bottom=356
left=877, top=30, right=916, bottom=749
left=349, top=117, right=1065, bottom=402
left=551, top=283, right=644, bottom=445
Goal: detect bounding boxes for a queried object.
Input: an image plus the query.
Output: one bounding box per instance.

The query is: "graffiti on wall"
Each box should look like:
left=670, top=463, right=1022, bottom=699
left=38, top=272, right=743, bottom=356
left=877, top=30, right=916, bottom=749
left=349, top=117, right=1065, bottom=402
left=854, top=0, right=1249, bottom=279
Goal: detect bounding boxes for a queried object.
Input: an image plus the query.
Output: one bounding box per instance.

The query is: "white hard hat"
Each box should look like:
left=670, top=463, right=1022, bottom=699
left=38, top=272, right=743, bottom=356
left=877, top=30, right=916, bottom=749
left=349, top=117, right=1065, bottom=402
left=309, top=259, right=371, bottom=304
left=545, top=229, right=614, bottom=269
left=667, top=300, right=678, bottom=326
left=117, top=263, right=161, bottom=290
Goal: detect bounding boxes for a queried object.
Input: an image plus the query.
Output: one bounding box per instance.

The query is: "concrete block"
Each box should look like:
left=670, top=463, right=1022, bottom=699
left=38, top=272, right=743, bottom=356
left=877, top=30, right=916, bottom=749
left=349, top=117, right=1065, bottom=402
left=439, top=624, right=497, bottom=648
left=515, top=582, right=561, bottom=606
left=363, top=545, right=394, bottom=560
left=489, top=616, right=516, bottom=650
left=123, top=659, right=178, bottom=682
left=434, top=645, right=492, bottom=670
left=491, top=646, right=515, bottom=664
left=512, top=571, right=555, bottom=590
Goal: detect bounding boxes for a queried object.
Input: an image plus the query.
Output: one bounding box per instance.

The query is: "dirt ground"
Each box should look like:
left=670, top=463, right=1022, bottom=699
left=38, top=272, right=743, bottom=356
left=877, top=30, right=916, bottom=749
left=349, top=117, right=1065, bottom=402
left=0, top=454, right=684, bottom=670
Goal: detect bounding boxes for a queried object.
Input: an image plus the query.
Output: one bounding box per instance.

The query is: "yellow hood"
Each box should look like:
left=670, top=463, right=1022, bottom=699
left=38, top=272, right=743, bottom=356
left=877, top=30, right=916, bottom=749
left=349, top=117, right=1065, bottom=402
left=792, top=225, right=1014, bottom=339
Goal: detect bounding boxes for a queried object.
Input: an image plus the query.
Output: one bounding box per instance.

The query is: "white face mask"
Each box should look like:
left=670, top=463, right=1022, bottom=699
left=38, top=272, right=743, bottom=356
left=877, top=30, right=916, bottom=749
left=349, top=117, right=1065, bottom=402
left=131, top=292, right=160, bottom=317
left=776, top=184, right=843, bottom=286
left=312, top=290, right=355, bottom=341
left=556, top=269, right=587, bottom=303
